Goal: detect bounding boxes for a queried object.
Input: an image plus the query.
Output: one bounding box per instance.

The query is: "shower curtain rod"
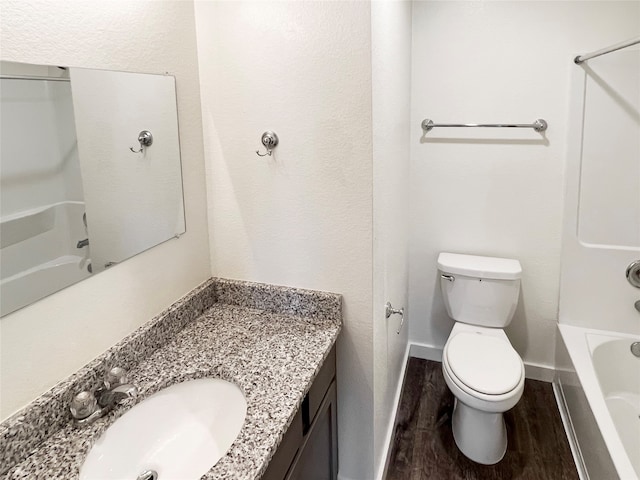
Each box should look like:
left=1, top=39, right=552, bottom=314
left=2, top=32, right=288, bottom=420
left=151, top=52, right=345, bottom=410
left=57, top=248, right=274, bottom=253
left=0, top=74, right=70, bottom=82
left=574, top=36, right=640, bottom=64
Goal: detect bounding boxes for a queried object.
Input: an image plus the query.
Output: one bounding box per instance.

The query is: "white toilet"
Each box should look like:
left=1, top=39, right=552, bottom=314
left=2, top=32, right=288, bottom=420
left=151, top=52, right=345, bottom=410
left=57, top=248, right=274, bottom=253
left=437, top=252, right=525, bottom=465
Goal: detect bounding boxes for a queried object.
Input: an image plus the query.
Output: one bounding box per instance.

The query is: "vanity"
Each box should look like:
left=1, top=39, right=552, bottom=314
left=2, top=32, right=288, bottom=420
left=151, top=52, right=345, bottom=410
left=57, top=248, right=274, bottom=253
left=0, top=278, right=341, bottom=479
left=1, top=59, right=340, bottom=479
left=262, top=344, right=337, bottom=480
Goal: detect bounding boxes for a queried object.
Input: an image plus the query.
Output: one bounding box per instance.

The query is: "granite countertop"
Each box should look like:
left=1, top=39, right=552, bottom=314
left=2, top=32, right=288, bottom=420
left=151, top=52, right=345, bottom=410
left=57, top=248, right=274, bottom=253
left=1, top=278, right=342, bottom=479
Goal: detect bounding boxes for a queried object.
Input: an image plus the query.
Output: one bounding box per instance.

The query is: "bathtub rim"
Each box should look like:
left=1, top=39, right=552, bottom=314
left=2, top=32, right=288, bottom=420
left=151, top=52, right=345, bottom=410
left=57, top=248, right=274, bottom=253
left=0, top=200, right=86, bottom=224
left=558, top=323, right=639, bottom=480
left=0, top=254, right=87, bottom=285
left=0, top=254, right=91, bottom=317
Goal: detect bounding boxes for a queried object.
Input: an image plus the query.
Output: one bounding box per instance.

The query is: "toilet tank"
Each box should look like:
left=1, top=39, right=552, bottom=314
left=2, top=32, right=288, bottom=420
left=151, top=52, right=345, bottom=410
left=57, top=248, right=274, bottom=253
left=437, top=252, right=522, bottom=328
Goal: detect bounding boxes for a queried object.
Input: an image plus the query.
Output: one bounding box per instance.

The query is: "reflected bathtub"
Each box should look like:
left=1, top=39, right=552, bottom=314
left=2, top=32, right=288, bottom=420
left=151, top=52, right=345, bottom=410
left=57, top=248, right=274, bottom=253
left=0, top=255, right=90, bottom=316
left=556, top=324, right=640, bottom=480
left=0, top=201, right=90, bottom=316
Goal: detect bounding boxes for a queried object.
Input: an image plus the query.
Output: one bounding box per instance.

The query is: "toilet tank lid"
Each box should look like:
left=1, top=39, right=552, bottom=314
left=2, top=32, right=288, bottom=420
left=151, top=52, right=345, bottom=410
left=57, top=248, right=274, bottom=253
left=437, top=252, right=522, bottom=280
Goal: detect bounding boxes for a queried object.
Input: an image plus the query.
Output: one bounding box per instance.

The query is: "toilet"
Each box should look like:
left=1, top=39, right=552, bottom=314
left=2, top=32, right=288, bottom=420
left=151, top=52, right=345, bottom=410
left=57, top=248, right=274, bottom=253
left=437, top=252, right=525, bottom=465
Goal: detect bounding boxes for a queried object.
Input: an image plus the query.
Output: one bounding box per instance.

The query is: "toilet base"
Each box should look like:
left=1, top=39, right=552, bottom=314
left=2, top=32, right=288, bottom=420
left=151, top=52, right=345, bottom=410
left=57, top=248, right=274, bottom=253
left=451, top=398, right=507, bottom=465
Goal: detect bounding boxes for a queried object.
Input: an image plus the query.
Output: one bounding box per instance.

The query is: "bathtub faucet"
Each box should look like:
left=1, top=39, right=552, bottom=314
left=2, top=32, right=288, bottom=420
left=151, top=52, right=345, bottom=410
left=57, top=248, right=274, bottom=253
left=631, top=342, right=640, bottom=358
left=76, top=238, right=89, bottom=248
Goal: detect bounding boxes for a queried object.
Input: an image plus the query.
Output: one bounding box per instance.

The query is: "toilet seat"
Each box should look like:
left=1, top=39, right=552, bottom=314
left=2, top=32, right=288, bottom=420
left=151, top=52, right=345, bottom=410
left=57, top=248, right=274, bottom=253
left=442, top=354, right=524, bottom=414
left=446, top=332, right=522, bottom=395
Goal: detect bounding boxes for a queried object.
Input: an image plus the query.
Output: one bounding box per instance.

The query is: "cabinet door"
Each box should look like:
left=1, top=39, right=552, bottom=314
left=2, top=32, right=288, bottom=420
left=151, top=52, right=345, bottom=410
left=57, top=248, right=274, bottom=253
left=286, top=380, right=338, bottom=480
left=261, top=409, right=303, bottom=480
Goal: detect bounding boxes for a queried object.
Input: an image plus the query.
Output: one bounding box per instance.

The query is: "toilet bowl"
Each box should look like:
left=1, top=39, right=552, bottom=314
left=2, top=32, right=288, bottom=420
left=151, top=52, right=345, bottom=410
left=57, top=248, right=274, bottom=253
left=437, top=252, right=524, bottom=465
left=442, top=323, right=524, bottom=463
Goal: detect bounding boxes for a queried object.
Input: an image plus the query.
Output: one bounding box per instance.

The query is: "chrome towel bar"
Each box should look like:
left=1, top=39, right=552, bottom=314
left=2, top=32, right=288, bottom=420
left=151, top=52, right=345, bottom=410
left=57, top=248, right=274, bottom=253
left=421, top=118, right=548, bottom=133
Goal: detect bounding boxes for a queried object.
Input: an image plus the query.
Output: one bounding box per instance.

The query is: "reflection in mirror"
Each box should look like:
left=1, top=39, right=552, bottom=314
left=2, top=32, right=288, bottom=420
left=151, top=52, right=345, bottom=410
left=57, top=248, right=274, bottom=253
left=0, top=62, right=186, bottom=317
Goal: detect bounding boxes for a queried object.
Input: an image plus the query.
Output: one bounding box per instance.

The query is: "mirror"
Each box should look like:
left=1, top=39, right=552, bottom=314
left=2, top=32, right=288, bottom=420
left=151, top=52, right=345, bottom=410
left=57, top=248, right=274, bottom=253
left=0, top=62, right=186, bottom=317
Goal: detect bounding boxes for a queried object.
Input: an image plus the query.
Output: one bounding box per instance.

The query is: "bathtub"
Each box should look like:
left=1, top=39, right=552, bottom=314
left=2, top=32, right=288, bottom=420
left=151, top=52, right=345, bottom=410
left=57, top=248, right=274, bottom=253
left=0, top=201, right=90, bottom=316
left=0, top=255, right=90, bottom=316
left=555, top=324, right=640, bottom=480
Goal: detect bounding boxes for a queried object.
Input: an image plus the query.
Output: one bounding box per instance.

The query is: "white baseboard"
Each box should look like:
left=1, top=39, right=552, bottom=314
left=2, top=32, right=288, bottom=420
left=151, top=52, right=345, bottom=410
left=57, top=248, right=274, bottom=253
left=374, top=343, right=411, bottom=480
left=408, top=343, right=555, bottom=382
left=524, top=361, right=555, bottom=382
left=408, top=342, right=442, bottom=362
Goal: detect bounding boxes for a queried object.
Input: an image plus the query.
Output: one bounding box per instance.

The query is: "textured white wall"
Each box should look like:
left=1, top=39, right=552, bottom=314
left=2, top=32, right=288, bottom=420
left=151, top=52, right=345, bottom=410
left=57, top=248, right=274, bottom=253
left=371, top=1, right=411, bottom=476
left=0, top=0, right=210, bottom=420
left=409, top=1, right=640, bottom=369
left=194, top=2, right=374, bottom=479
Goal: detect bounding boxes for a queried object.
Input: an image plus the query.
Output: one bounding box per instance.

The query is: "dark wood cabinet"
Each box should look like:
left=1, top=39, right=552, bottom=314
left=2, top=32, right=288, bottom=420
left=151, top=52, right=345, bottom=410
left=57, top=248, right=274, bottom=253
left=262, top=346, right=338, bottom=480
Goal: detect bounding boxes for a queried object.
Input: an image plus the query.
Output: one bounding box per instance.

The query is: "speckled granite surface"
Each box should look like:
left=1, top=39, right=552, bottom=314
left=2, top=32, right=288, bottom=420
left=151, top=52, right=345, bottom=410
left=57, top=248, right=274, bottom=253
left=0, top=278, right=342, bottom=479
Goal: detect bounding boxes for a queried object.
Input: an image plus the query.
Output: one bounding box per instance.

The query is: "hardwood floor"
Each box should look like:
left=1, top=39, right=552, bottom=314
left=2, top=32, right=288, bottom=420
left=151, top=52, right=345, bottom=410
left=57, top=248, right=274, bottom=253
left=386, top=358, right=579, bottom=480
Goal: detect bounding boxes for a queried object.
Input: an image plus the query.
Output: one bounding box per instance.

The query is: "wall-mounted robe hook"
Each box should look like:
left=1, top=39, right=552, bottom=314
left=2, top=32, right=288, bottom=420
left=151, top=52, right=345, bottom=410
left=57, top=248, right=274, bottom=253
left=129, top=130, right=153, bottom=153
left=256, top=131, right=278, bottom=157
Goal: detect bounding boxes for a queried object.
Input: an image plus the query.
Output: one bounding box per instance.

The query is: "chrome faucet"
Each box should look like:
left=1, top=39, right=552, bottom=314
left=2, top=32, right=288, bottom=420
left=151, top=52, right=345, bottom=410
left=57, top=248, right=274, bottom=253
left=76, top=238, right=89, bottom=248
left=70, top=367, right=138, bottom=427
left=97, top=383, right=139, bottom=408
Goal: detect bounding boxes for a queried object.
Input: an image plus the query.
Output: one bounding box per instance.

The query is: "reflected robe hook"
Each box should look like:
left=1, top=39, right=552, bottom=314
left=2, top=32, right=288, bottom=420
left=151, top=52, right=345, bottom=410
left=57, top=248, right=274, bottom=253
left=130, top=130, right=153, bottom=153
left=256, top=131, right=278, bottom=157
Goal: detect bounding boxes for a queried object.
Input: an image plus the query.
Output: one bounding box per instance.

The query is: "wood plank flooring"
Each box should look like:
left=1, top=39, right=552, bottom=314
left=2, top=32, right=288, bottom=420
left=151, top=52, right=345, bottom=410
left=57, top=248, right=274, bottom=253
left=386, top=358, right=578, bottom=480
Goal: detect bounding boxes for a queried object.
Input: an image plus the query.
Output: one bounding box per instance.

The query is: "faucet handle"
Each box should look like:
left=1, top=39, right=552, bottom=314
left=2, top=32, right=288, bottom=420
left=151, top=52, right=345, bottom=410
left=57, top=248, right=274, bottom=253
left=104, top=366, right=129, bottom=389
left=70, top=391, right=98, bottom=420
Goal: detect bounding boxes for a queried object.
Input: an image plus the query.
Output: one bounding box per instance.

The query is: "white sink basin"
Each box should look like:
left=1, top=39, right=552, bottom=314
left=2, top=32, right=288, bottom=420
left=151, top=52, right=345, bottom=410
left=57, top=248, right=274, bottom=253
left=80, top=378, right=247, bottom=480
